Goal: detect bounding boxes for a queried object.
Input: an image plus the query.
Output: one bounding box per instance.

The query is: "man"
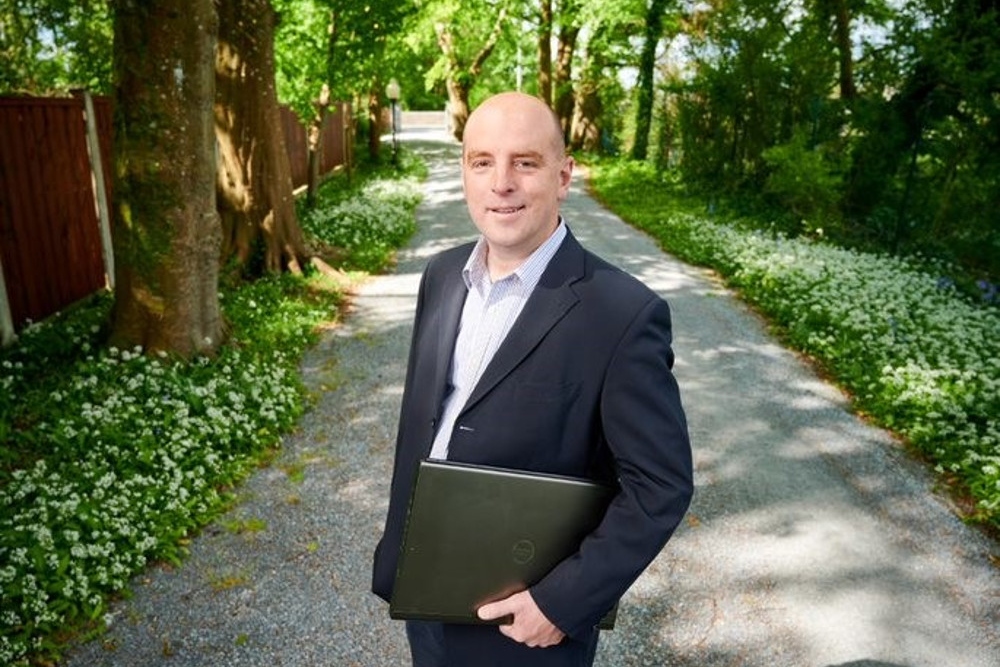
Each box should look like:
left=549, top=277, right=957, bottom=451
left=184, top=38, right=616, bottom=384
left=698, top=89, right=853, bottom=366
left=372, top=91, right=693, bottom=666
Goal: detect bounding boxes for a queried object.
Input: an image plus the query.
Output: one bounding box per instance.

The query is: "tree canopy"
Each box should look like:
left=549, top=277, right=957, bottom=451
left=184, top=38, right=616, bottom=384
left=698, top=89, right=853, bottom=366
left=0, top=0, right=113, bottom=94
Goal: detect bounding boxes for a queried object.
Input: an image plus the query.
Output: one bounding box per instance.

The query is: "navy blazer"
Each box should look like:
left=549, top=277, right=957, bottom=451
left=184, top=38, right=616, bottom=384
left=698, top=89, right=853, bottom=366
left=372, top=228, right=693, bottom=641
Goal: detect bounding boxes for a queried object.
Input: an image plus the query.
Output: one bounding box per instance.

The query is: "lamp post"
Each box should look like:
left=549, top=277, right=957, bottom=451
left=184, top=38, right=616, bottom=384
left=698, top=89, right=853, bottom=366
left=385, top=78, right=400, bottom=167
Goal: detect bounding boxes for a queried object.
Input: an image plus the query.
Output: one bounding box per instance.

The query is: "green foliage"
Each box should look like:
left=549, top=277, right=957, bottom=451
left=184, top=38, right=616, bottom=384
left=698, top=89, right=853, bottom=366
left=0, top=0, right=113, bottom=94
left=675, top=0, right=826, bottom=189
left=590, top=158, right=1000, bottom=528
left=271, top=0, right=332, bottom=120
left=7, top=0, right=998, bottom=286
left=300, top=147, right=424, bottom=272
left=0, top=278, right=326, bottom=664
left=663, top=0, right=1000, bottom=278
left=406, top=0, right=511, bottom=95
left=761, top=130, right=846, bottom=237
left=0, top=152, right=424, bottom=665
left=273, top=0, right=418, bottom=119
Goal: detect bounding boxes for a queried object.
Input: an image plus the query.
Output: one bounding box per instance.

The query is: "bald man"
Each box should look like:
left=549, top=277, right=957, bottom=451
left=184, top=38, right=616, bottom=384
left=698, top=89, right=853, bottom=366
left=372, top=92, right=693, bottom=666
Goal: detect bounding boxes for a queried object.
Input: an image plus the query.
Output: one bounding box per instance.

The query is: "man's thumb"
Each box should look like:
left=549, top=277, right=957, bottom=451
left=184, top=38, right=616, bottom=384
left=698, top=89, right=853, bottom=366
left=477, top=599, right=512, bottom=623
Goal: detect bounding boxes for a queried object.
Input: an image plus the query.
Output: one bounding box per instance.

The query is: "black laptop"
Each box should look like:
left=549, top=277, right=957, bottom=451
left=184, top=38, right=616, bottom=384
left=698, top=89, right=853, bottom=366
left=389, top=458, right=619, bottom=630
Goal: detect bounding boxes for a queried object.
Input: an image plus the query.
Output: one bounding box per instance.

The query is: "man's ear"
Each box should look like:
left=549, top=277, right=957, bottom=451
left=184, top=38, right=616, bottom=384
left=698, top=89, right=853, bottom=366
left=558, top=155, right=574, bottom=199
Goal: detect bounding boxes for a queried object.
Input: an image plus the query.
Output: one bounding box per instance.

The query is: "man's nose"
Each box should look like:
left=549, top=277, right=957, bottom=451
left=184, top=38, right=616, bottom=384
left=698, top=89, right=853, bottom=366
left=491, top=165, right=515, bottom=193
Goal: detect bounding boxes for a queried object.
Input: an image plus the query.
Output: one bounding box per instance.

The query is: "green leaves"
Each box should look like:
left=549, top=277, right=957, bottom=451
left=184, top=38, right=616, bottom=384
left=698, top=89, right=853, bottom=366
left=0, top=0, right=113, bottom=94
left=300, top=153, right=422, bottom=272
left=273, top=0, right=418, bottom=118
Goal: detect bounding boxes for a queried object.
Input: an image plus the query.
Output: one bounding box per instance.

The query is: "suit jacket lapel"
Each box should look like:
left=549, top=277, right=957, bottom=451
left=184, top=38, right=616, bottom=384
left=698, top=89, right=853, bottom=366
left=428, top=257, right=469, bottom=417
left=463, top=230, right=585, bottom=411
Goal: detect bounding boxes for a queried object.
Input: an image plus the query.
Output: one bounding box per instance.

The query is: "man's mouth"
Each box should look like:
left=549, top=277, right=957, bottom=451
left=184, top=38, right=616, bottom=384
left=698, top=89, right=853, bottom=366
left=489, top=205, right=526, bottom=214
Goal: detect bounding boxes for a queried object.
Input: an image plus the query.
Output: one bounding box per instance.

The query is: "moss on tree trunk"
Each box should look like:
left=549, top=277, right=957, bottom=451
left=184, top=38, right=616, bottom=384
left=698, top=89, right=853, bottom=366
left=110, top=0, right=223, bottom=358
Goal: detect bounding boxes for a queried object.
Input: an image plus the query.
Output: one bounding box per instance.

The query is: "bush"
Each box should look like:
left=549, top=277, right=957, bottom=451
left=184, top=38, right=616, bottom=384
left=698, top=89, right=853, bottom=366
left=301, top=165, right=423, bottom=273
left=0, top=276, right=331, bottom=663
left=761, top=130, right=846, bottom=237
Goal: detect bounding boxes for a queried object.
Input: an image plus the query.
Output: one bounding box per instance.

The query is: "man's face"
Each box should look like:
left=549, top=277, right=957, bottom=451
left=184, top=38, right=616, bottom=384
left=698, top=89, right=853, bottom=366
left=461, top=95, right=573, bottom=274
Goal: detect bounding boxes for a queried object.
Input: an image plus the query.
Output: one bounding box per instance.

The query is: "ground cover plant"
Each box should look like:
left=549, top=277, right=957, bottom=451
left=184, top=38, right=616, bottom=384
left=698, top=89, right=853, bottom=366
left=299, top=148, right=424, bottom=273
left=0, top=152, right=423, bottom=665
left=588, top=160, right=1000, bottom=531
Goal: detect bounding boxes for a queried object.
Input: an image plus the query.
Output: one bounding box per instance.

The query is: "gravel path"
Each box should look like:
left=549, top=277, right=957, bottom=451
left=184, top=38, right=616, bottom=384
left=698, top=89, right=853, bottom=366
left=63, top=130, right=1000, bottom=667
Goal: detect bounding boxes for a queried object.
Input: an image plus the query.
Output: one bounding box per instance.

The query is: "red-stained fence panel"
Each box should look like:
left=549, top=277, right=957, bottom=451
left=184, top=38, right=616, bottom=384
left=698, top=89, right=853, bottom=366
left=0, top=96, right=106, bottom=330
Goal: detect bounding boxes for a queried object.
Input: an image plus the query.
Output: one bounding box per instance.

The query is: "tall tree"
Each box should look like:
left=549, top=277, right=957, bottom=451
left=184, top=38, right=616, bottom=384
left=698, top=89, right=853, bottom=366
left=553, top=0, right=582, bottom=140
left=110, top=0, right=222, bottom=357
left=568, top=0, right=642, bottom=153
left=271, top=0, right=335, bottom=205
left=676, top=0, right=815, bottom=187
left=413, top=0, right=510, bottom=140
left=216, top=0, right=307, bottom=275
left=824, top=0, right=857, bottom=101
left=631, top=0, right=670, bottom=160
left=273, top=0, right=416, bottom=165
left=538, top=0, right=553, bottom=105
left=845, top=0, right=1000, bottom=266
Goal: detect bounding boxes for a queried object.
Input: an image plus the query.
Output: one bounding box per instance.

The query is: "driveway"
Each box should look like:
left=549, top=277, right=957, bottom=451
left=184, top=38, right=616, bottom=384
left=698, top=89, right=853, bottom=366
left=63, top=129, right=999, bottom=667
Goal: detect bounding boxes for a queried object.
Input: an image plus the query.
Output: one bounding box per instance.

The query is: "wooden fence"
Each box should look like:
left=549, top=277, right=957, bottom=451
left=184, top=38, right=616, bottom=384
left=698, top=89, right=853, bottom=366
left=0, top=95, right=112, bottom=342
left=0, top=95, right=352, bottom=344
left=282, top=102, right=353, bottom=189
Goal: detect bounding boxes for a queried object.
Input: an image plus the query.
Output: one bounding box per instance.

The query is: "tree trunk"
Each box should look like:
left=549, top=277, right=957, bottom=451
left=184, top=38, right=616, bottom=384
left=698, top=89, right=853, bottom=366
left=570, top=77, right=602, bottom=153
left=215, top=0, right=306, bottom=276
left=570, top=23, right=607, bottom=154
left=437, top=21, right=472, bottom=141
left=445, top=77, right=472, bottom=142
left=110, top=0, right=222, bottom=358
left=830, top=0, right=856, bottom=101
left=538, top=0, right=553, bottom=105
left=554, top=23, right=580, bottom=142
left=306, top=83, right=331, bottom=208
left=367, top=87, right=382, bottom=162
left=631, top=0, right=668, bottom=160
left=437, top=5, right=508, bottom=141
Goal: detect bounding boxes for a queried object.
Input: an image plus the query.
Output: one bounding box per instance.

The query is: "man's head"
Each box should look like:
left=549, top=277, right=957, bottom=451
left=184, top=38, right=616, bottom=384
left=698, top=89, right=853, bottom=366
left=461, top=92, right=573, bottom=276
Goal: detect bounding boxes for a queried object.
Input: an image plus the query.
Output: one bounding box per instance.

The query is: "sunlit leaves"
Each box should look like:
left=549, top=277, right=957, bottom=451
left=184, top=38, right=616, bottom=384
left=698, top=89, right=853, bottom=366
left=0, top=0, right=113, bottom=94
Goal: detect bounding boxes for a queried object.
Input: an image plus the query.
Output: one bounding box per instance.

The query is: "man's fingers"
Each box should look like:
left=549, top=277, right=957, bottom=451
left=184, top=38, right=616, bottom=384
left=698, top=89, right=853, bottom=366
left=477, top=592, right=565, bottom=648
left=476, top=600, right=512, bottom=623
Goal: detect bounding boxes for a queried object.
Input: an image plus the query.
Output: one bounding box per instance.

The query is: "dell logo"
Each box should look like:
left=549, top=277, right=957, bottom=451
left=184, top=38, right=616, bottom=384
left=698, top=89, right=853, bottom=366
left=512, top=539, right=536, bottom=565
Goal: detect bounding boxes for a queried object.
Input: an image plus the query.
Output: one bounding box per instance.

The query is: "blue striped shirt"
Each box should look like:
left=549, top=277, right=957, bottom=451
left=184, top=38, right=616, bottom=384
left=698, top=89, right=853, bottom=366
left=428, top=221, right=568, bottom=460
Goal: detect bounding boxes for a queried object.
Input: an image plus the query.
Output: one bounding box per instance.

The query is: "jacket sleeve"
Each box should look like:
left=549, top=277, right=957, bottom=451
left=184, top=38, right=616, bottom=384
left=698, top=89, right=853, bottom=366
left=529, top=296, right=694, bottom=639
left=371, top=261, right=433, bottom=602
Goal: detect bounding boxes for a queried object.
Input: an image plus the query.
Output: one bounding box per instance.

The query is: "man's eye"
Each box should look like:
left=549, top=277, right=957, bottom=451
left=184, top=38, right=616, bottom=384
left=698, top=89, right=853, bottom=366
left=514, top=159, right=538, bottom=170
left=470, top=159, right=491, bottom=169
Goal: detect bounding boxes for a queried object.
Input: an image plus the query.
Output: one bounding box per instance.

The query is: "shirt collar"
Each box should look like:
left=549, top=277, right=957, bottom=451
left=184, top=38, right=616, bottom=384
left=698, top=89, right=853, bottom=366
left=462, top=219, right=567, bottom=290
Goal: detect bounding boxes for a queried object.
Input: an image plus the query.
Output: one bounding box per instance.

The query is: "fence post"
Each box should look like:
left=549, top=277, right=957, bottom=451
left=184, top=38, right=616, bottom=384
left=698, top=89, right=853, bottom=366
left=0, top=251, right=15, bottom=346
left=81, top=90, right=115, bottom=290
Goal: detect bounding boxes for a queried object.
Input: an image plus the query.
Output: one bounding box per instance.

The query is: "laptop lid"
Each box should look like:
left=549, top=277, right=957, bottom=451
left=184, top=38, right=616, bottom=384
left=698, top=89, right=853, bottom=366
left=389, top=458, right=618, bottom=629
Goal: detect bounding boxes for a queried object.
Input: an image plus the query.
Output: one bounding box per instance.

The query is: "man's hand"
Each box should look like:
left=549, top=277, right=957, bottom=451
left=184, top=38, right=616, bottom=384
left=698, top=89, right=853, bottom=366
left=477, top=590, right=566, bottom=648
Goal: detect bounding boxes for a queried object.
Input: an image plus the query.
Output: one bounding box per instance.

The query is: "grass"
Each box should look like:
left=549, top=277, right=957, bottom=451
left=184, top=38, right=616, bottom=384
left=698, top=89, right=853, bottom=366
left=586, top=159, right=1000, bottom=532
left=0, top=148, right=424, bottom=666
